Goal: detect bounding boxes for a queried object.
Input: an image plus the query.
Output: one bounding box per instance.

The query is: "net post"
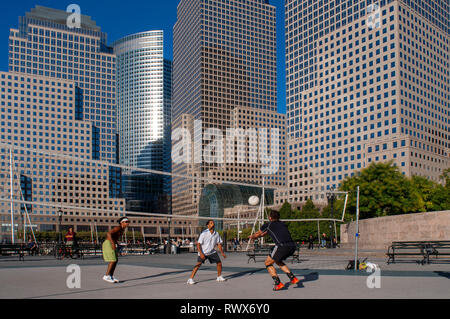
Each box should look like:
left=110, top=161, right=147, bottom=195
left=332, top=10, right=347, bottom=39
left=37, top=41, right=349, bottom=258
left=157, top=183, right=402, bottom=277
left=354, top=186, right=360, bottom=271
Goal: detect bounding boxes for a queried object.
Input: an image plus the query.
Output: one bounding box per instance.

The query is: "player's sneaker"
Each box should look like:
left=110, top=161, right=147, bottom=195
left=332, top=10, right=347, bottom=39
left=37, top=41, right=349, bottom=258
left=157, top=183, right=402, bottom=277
left=273, top=282, right=285, bottom=291
left=216, top=276, right=226, bottom=282
left=187, top=278, right=196, bottom=285
left=103, top=275, right=115, bottom=283
left=290, top=277, right=300, bottom=284
left=112, top=276, right=119, bottom=283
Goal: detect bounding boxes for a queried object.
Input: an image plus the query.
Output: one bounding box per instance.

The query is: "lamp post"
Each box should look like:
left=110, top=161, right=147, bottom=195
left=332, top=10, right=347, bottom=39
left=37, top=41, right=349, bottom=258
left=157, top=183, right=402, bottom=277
left=167, top=216, right=172, bottom=254
left=326, top=189, right=336, bottom=249
left=57, top=209, right=63, bottom=244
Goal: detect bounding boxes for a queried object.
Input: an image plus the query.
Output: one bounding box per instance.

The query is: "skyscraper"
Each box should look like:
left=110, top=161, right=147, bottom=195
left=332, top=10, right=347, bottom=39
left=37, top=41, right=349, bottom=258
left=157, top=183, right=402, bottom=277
left=113, top=31, right=172, bottom=213
left=172, top=0, right=284, bottom=223
left=284, top=0, right=449, bottom=204
left=0, top=71, right=126, bottom=240
left=0, top=6, right=125, bottom=241
left=9, top=6, right=117, bottom=164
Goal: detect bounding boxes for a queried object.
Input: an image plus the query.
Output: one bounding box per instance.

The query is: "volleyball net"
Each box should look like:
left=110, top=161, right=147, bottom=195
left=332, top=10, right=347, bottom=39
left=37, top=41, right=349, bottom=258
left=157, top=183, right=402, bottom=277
left=0, top=142, right=348, bottom=245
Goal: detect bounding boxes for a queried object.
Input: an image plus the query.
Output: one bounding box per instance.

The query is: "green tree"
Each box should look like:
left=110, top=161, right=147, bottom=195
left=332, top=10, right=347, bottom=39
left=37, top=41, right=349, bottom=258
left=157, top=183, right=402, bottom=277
left=277, top=200, right=327, bottom=242
left=410, top=175, right=450, bottom=212
left=279, top=202, right=293, bottom=219
left=339, top=161, right=423, bottom=218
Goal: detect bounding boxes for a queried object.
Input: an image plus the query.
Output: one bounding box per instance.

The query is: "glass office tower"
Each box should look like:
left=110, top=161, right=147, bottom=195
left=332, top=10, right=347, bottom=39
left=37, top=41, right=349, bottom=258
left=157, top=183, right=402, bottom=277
left=114, top=31, right=172, bottom=214
left=172, top=0, right=283, bottom=221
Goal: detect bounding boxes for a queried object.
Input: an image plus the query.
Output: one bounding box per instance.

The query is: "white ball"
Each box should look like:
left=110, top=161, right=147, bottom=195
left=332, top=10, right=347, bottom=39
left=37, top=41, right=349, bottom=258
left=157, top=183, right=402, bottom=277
left=248, top=196, right=259, bottom=206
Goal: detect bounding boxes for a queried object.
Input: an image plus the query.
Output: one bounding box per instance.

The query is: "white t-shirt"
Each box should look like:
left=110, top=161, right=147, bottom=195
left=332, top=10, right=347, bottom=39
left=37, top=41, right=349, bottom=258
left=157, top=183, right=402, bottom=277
left=197, top=229, right=223, bottom=256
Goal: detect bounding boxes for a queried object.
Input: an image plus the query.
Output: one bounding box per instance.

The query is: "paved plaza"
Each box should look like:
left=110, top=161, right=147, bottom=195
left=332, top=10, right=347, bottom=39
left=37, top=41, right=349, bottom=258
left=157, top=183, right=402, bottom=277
left=0, top=249, right=449, bottom=299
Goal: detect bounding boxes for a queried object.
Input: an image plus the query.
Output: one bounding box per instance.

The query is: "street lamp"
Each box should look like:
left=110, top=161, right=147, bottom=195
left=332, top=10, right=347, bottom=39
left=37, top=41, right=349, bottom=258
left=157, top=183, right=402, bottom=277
left=57, top=209, right=63, bottom=244
left=326, top=189, right=336, bottom=249
left=167, top=216, right=172, bottom=254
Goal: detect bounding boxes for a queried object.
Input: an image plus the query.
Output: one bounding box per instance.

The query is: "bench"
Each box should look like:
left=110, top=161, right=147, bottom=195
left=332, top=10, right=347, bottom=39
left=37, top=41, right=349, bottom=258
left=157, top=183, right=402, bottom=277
left=0, top=244, right=26, bottom=261
left=247, top=245, right=300, bottom=264
left=421, top=241, right=450, bottom=264
left=386, top=241, right=450, bottom=265
left=52, top=243, right=101, bottom=259
left=122, top=244, right=148, bottom=255
left=77, top=244, right=102, bottom=258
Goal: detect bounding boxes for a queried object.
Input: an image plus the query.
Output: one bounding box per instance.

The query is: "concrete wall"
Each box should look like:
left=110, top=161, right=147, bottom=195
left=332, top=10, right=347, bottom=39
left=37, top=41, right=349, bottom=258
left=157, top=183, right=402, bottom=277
left=340, top=211, right=450, bottom=250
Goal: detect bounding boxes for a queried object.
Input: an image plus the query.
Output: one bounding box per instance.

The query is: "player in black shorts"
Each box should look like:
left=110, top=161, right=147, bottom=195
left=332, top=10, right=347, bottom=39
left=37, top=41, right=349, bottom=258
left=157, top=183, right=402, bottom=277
left=248, top=210, right=300, bottom=291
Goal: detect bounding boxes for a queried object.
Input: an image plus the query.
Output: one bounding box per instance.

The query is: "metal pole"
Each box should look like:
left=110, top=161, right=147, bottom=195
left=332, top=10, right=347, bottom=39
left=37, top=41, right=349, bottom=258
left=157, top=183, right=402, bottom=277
left=11, top=162, right=37, bottom=245
left=317, top=220, right=321, bottom=249
left=58, top=211, right=62, bottom=244
left=334, top=221, right=337, bottom=247
left=329, top=193, right=335, bottom=248
left=95, top=222, right=99, bottom=244
left=261, top=177, right=265, bottom=246
left=9, top=148, right=15, bottom=244
left=24, top=203, right=37, bottom=246
left=354, top=186, right=360, bottom=271
left=237, top=207, right=240, bottom=243
left=22, top=210, right=25, bottom=243
left=167, top=217, right=171, bottom=254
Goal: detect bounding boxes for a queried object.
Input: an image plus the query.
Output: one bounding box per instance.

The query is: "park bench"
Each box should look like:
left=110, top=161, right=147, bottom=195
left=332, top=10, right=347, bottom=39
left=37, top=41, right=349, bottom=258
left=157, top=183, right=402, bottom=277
left=77, top=244, right=102, bottom=258
left=0, top=244, right=25, bottom=261
left=53, top=243, right=100, bottom=259
left=386, top=241, right=450, bottom=265
left=247, top=245, right=300, bottom=264
left=421, top=241, right=450, bottom=264
left=123, top=244, right=148, bottom=255
left=54, top=243, right=80, bottom=260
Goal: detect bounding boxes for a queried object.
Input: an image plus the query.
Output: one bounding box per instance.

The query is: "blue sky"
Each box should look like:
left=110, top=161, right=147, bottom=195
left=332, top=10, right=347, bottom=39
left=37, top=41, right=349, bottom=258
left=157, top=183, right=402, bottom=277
left=2, top=0, right=286, bottom=113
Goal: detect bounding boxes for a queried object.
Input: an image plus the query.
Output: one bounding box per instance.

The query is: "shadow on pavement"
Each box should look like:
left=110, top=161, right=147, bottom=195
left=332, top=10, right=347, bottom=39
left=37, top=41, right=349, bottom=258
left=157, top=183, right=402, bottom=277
left=287, top=272, right=319, bottom=289
left=434, top=271, right=450, bottom=279
left=224, top=268, right=265, bottom=280
left=121, top=269, right=192, bottom=283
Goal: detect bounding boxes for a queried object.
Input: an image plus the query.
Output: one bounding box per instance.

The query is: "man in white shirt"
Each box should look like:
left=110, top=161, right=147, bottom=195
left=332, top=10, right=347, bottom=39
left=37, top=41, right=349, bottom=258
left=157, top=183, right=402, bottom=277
left=187, top=220, right=226, bottom=284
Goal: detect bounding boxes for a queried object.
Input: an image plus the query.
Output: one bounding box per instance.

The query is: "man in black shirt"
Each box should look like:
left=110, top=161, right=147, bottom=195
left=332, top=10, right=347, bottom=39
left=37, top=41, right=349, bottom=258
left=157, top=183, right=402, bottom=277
left=248, top=210, right=300, bottom=291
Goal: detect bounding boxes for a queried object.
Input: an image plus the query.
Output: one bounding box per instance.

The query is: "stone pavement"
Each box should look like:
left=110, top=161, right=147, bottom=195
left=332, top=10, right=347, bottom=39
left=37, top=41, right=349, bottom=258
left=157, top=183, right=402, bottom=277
left=0, top=249, right=449, bottom=299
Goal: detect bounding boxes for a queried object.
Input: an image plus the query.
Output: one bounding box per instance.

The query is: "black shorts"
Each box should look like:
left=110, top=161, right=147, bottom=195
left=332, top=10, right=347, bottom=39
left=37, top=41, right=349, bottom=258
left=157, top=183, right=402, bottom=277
left=270, top=245, right=296, bottom=263
left=198, top=252, right=221, bottom=264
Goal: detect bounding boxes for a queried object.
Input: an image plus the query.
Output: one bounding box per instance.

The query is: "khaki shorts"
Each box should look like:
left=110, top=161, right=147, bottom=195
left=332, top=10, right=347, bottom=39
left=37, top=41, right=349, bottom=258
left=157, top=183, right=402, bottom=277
left=102, top=240, right=117, bottom=262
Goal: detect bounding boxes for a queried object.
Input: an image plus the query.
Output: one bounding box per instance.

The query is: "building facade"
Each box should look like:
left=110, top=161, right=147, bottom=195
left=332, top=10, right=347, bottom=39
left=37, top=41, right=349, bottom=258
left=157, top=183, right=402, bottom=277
left=0, top=71, right=126, bottom=241
left=284, top=0, right=449, bottom=204
left=113, top=31, right=172, bottom=214
left=172, top=0, right=284, bottom=226
left=9, top=6, right=118, bottom=164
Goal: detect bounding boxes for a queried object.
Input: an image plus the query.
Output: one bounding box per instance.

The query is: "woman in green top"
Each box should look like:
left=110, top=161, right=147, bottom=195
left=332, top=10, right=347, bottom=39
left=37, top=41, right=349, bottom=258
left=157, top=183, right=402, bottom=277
left=102, top=217, right=130, bottom=283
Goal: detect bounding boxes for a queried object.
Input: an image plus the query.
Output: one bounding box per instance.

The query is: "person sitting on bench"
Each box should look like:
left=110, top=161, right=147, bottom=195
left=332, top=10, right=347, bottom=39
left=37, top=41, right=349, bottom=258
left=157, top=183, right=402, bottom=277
left=26, top=238, right=37, bottom=255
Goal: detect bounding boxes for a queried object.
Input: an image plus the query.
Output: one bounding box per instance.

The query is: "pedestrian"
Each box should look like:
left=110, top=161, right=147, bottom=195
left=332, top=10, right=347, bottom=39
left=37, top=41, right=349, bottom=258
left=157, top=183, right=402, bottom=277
left=187, top=220, right=226, bottom=284
left=65, top=227, right=76, bottom=257
left=248, top=210, right=300, bottom=291
left=321, top=233, right=327, bottom=248
left=102, top=216, right=130, bottom=283
left=333, top=237, right=339, bottom=248
left=308, top=235, right=314, bottom=250
left=232, top=237, right=237, bottom=251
